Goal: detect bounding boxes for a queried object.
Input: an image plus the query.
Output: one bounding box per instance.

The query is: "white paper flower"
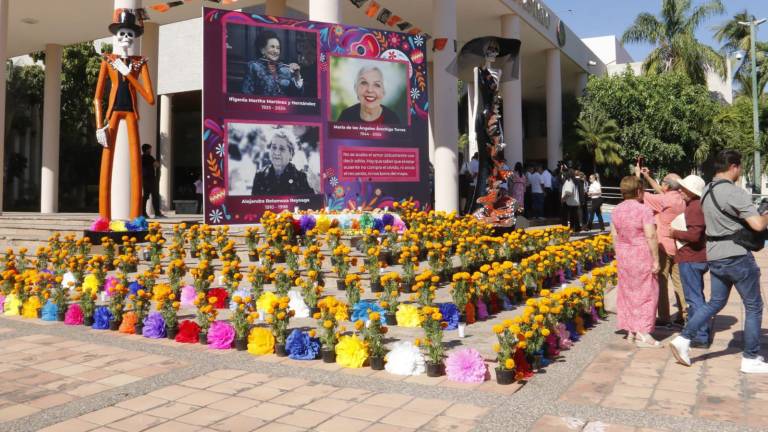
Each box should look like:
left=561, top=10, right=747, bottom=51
left=62, top=272, right=76, bottom=292
left=385, top=341, right=425, bottom=376
left=288, top=290, right=310, bottom=318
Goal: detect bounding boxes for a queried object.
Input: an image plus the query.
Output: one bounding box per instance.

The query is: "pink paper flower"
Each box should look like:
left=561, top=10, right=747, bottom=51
left=104, top=276, right=118, bottom=297
left=207, top=321, right=234, bottom=349
left=64, top=304, right=83, bottom=325
left=180, top=285, right=196, bottom=307
left=445, top=348, right=487, bottom=383
left=90, top=216, right=110, bottom=232
left=556, top=323, right=573, bottom=349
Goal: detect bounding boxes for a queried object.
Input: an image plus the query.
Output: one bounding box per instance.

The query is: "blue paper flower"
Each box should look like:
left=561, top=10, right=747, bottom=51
left=128, top=281, right=142, bottom=296
left=286, top=329, right=320, bottom=360
left=92, top=306, right=113, bottom=330
left=382, top=213, right=394, bottom=227
left=500, top=294, right=514, bottom=311
left=299, top=214, right=316, bottom=234
left=143, top=312, right=166, bottom=338
left=372, top=217, right=384, bottom=232
left=127, top=216, right=148, bottom=231
left=351, top=300, right=385, bottom=324
left=41, top=300, right=58, bottom=321
left=438, top=303, right=459, bottom=330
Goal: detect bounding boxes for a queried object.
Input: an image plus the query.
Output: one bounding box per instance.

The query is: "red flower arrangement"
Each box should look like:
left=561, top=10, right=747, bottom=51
left=175, top=320, right=201, bottom=343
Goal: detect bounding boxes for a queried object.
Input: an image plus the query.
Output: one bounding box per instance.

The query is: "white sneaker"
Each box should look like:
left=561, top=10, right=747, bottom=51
left=669, top=336, right=691, bottom=366
left=741, top=356, right=768, bottom=374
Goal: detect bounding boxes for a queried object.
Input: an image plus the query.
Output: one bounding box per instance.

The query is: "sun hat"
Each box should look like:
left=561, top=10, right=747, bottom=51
left=678, top=175, right=705, bottom=197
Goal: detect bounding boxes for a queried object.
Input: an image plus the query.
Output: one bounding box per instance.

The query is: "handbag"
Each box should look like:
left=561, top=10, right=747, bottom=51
left=701, top=180, right=767, bottom=252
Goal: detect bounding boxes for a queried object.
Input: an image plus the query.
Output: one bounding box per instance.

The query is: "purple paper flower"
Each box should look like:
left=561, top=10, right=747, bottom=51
left=381, top=213, right=394, bottom=227
left=64, top=304, right=83, bottom=325
left=207, top=321, right=235, bottom=349
left=372, top=217, right=384, bottom=232
left=92, top=306, right=112, bottom=329
left=286, top=329, right=320, bottom=360
left=476, top=299, right=488, bottom=320
left=0, top=294, right=5, bottom=312
left=41, top=300, right=58, bottom=321
left=299, top=214, right=316, bottom=233
left=438, top=303, right=459, bottom=330
left=445, top=348, right=487, bottom=383
left=143, top=312, right=166, bottom=338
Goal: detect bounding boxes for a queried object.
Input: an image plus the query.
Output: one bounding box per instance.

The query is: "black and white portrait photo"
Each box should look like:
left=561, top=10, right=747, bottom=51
left=226, top=123, right=321, bottom=196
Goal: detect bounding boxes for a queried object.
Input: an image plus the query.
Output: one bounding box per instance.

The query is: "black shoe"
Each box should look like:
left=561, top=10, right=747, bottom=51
left=690, top=341, right=711, bottom=349
left=673, top=317, right=686, bottom=327
left=655, top=319, right=672, bottom=329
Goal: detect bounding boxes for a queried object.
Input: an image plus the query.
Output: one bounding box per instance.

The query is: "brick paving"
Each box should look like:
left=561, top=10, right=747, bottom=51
left=0, top=249, right=766, bottom=430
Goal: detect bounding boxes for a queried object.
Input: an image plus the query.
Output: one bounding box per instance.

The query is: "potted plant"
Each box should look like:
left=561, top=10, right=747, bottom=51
left=363, top=246, right=382, bottom=292
left=52, top=275, right=69, bottom=322
left=172, top=222, right=188, bottom=246
left=266, top=296, right=293, bottom=356
left=245, top=226, right=260, bottom=262
left=154, top=284, right=180, bottom=339
left=247, top=265, right=268, bottom=304
left=326, top=227, right=342, bottom=252
left=492, top=321, right=518, bottom=384
left=420, top=305, right=446, bottom=377
left=284, top=245, right=301, bottom=274
left=343, top=273, right=362, bottom=308
left=297, top=273, right=322, bottom=315
left=194, top=292, right=217, bottom=345
left=361, top=313, right=387, bottom=370
left=108, top=283, right=128, bottom=330
left=221, top=259, right=243, bottom=301
left=316, top=296, right=346, bottom=363
left=76, top=285, right=96, bottom=327
left=101, top=237, right=117, bottom=270
left=231, top=294, right=256, bottom=350
left=379, top=272, right=400, bottom=326
left=412, top=270, right=439, bottom=307
left=166, top=259, right=187, bottom=296
left=271, top=266, right=295, bottom=298
left=331, top=245, right=352, bottom=291
left=130, top=287, right=152, bottom=335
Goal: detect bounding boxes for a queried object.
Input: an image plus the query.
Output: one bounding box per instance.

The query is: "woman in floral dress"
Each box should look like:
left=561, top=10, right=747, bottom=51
left=611, top=176, right=661, bottom=348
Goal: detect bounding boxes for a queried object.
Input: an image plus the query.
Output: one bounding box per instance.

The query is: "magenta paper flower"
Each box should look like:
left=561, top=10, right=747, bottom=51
left=90, top=216, right=109, bottom=232
left=64, top=303, right=84, bottom=325
left=104, top=276, right=118, bottom=297
left=556, top=323, right=573, bottom=349
left=207, top=321, right=234, bottom=349
left=445, top=348, right=487, bottom=383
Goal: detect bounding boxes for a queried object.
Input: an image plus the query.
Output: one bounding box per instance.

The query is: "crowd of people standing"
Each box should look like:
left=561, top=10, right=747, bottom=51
left=612, top=150, right=768, bottom=374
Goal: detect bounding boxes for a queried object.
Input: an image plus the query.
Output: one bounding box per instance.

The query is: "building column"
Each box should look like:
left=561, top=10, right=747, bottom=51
left=139, top=21, right=159, bottom=154
left=432, top=0, right=459, bottom=212
left=0, top=0, right=8, bottom=213
left=501, top=14, right=523, bottom=167
left=266, top=0, right=287, bottom=16
left=309, top=0, right=341, bottom=23
left=545, top=48, right=562, bottom=170
left=159, top=94, right=173, bottom=212
left=40, top=44, right=63, bottom=213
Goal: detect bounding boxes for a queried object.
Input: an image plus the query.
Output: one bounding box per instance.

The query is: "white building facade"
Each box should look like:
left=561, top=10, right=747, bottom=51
left=1, top=0, right=615, bottom=214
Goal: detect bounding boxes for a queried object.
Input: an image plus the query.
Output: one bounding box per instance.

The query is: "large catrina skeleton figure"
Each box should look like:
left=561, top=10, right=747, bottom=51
left=93, top=9, right=154, bottom=220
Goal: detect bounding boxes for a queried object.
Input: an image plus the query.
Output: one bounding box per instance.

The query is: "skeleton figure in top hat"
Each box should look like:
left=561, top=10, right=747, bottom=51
left=93, top=9, right=155, bottom=220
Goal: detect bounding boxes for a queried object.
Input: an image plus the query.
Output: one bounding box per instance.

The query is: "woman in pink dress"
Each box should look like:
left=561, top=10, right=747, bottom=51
left=509, top=162, right=527, bottom=212
left=611, top=175, right=661, bottom=348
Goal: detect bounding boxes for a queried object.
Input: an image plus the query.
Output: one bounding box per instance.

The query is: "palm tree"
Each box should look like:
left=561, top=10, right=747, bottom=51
left=622, top=0, right=726, bottom=85
left=715, top=11, right=768, bottom=97
left=574, top=111, right=623, bottom=174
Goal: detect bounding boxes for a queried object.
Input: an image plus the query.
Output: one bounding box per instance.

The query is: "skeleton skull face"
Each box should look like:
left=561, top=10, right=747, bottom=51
left=484, top=40, right=500, bottom=62
left=116, top=27, right=136, bottom=50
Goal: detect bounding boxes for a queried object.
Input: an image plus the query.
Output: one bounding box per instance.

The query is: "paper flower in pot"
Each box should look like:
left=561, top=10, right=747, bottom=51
left=92, top=306, right=113, bottom=329
left=176, top=320, right=201, bottom=343
left=395, top=304, right=421, bottom=327
left=207, top=288, right=228, bottom=309
left=41, top=300, right=58, bottom=321
left=351, top=300, right=385, bottom=324
left=64, top=303, right=84, bottom=325
left=438, top=303, right=460, bottom=330
left=21, top=296, right=41, bottom=318
left=247, top=327, right=275, bottom=356
left=3, top=294, right=20, bottom=316
left=180, top=285, right=196, bottom=307
left=208, top=321, right=235, bottom=349
left=286, top=329, right=320, bottom=360
left=109, top=220, right=127, bottom=232
left=445, top=348, right=488, bottom=383
left=0, top=294, right=5, bottom=312
left=315, top=214, right=331, bottom=233
left=385, top=341, right=425, bottom=376
left=288, top=290, right=310, bottom=318
left=142, top=312, right=166, bottom=338
left=119, top=312, right=138, bottom=334
left=335, top=335, right=368, bottom=368
left=83, top=274, right=100, bottom=296
left=256, top=291, right=278, bottom=312
left=299, top=214, right=316, bottom=234
left=90, top=216, right=110, bottom=232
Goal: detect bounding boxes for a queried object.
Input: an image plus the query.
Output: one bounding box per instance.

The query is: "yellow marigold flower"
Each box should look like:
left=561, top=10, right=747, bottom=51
left=504, top=358, right=515, bottom=369
left=492, top=324, right=504, bottom=334
left=542, top=328, right=551, bottom=337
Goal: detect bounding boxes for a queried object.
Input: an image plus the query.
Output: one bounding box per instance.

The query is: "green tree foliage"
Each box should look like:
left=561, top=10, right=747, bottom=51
left=697, top=96, right=768, bottom=172
left=714, top=10, right=768, bottom=98
left=578, top=70, right=721, bottom=175
left=574, top=110, right=623, bottom=176
left=622, top=0, right=725, bottom=85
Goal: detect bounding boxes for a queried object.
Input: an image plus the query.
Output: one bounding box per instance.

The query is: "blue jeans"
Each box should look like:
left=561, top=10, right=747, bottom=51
left=532, top=193, right=545, bottom=218
left=679, top=262, right=710, bottom=344
left=681, top=254, right=763, bottom=359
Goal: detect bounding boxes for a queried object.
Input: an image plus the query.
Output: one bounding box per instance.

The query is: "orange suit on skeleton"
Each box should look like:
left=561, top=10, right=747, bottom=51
left=93, top=9, right=155, bottom=221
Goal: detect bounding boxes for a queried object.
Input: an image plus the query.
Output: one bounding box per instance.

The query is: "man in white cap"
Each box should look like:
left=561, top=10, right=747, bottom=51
left=670, top=174, right=710, bottom=348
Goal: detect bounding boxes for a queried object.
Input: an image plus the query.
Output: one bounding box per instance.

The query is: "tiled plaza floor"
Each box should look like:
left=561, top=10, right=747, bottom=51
left=0, top=250, right=767, bottom=431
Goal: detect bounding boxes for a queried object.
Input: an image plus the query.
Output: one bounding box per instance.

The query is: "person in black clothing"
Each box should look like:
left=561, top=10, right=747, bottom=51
left=251, top=129, right=313, bottom=196
left=141, top=143, right=164, bottom=218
